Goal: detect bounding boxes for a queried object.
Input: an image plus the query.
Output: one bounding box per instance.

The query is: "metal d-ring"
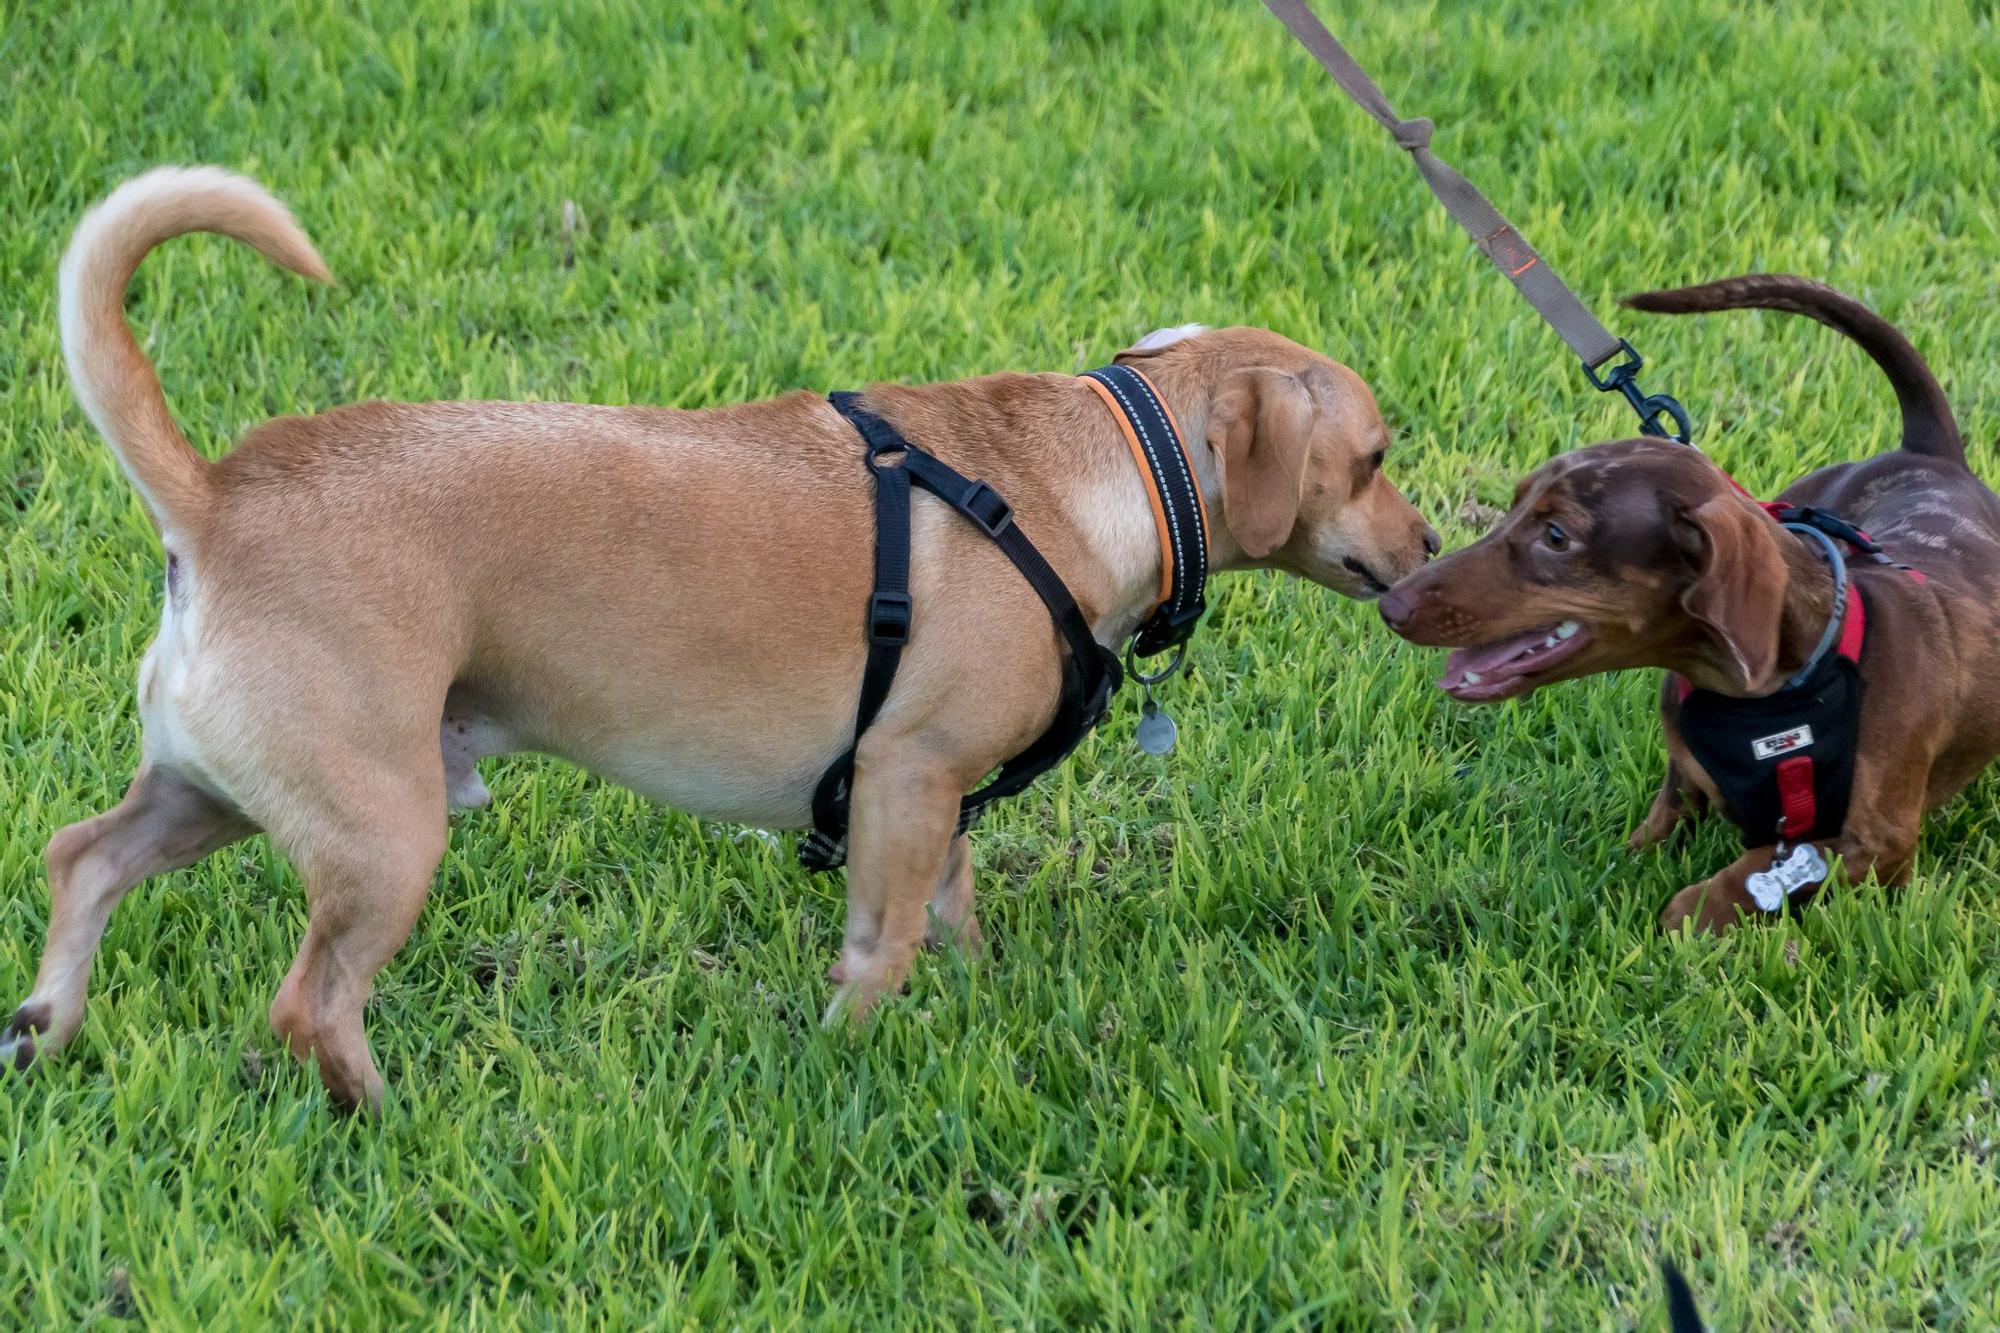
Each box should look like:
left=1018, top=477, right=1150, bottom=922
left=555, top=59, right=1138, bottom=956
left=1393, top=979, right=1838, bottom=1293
left=1124, top=641, right=1187, bottom=687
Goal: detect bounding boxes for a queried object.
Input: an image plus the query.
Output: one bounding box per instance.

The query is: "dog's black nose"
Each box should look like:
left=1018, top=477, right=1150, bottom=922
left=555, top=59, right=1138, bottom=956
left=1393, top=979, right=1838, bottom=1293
left=1379, top=585, right=1416, bottom=632
left=1421, top=526, right=1442, bottom=558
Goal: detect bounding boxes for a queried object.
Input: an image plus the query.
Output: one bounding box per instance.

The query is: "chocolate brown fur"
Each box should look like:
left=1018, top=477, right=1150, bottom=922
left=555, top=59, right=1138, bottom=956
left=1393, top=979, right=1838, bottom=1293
left=1381, top=273, right=2000, bottom=932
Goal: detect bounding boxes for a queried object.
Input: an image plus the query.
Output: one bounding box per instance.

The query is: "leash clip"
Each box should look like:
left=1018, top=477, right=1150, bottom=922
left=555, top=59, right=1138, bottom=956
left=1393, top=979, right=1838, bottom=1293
left=1583, top=339, right=1692, bottom=444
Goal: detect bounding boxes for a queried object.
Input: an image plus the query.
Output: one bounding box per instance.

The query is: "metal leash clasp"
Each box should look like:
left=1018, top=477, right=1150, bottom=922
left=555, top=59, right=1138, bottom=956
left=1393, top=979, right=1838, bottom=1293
left=1583, top=339, right=1692, bottom=444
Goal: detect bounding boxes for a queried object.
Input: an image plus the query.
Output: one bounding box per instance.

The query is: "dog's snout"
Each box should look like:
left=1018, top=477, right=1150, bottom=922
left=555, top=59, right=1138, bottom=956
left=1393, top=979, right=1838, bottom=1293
left=1421, top=525, right=1442, bottom=559
left=1379, top=583, right=1418, bottom=632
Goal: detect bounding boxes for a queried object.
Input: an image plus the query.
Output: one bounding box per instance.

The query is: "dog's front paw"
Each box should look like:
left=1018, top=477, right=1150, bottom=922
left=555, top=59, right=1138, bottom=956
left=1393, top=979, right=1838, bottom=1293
left=820, top=953, right=921, bottom=1028
left=0, top=1003, right=51, bottom=1073
left=821, top=980, right=880, bottom=1029
left=1659, top=882, right=1751, bottom=935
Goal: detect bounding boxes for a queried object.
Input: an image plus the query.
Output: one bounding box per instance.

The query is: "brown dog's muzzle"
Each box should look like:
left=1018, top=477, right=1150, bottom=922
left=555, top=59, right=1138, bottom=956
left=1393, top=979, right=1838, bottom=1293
left=1377, top=560, right=1458, bottom=642
left=1377, top=550, right=1598, bottom=702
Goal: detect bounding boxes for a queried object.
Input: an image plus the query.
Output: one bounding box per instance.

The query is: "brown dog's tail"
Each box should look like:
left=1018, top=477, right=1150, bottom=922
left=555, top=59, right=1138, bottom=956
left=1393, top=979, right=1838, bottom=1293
left=1623, top=274, right=1964, bottom=467
left=59, top=167, right=334, bottom=538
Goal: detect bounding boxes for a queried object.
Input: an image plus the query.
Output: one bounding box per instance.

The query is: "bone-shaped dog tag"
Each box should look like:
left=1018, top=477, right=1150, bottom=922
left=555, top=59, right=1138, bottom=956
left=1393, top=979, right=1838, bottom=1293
left=1744, top=841, right=1828, bottom=912
left=1135, top=697, right=1177, bottom=755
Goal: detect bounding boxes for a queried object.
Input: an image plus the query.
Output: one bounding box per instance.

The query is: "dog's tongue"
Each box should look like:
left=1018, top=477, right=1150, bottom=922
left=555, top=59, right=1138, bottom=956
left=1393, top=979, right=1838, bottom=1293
left=1442, top=631, right=1549, bottom=680
left=1436, top=620, right=1589, bottom=698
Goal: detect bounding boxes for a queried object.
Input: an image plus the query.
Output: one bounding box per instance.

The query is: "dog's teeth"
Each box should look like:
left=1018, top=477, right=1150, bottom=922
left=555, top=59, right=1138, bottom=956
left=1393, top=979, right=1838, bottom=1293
left=1542, top=636, right=1558, bottom=648
left=1461, top=671, right=1483, bottom=685
left=1556, top=620, right=1581, bottom=639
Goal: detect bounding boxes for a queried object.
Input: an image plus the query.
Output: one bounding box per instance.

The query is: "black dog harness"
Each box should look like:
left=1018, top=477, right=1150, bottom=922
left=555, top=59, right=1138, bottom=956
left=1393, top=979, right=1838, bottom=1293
left=799, top=364, right=1209, bottom=871
left=1674, top=512, right=1869, bottom=850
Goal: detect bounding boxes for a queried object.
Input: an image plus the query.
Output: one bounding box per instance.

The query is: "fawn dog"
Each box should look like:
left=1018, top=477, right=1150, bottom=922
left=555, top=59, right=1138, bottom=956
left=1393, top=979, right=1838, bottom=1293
left=6, top=168, right=1436, bottom=1108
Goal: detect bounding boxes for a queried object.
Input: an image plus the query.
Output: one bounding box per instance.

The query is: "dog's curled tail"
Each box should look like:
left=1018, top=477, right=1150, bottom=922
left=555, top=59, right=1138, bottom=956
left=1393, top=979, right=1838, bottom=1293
left=59, top=166, right=333, bottom=536
left=1623, top=273, right=1964, bottom=467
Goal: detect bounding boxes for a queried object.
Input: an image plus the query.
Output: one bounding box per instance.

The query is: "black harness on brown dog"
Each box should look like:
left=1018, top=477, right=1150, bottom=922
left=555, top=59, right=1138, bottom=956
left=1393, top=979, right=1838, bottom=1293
left=1669, top=502, right=1929, bottom=910
left=1673, top=514, right=1867, bottom=851
left=799, top=365, right=1208, bottom=871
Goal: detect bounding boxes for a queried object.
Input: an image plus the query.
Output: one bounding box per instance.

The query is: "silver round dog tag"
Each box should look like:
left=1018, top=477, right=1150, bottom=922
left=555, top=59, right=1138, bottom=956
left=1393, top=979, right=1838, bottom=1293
left=1136, top=699, right=1177, bottom=755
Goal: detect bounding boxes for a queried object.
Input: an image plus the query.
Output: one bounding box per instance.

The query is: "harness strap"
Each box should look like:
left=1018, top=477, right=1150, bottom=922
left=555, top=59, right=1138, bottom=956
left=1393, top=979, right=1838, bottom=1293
left=1079, top=365, right=1211, bottom=656
left=1775, top=754, right=1817, bottom=840
left=897, top=447, right=1106, bottom=674
left=1835, top=573, right=1867, bottom=662
left=803, top=393, right=1122, bottom=871
left=802, top=397, right=916, bottom=867
left=858, top=458, right=912, bottom=726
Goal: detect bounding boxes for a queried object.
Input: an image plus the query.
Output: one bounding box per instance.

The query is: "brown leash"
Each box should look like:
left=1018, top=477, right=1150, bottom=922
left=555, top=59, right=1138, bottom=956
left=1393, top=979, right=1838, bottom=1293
left=1257, top=0, right=1692, bottom=443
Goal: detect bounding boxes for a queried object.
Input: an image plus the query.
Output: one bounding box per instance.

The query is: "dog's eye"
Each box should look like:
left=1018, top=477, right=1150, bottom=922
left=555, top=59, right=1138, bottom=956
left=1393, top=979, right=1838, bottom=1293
left=1367, top=448, right=1386, bottom=473
left=1544, top=521, right=1572, bottom=552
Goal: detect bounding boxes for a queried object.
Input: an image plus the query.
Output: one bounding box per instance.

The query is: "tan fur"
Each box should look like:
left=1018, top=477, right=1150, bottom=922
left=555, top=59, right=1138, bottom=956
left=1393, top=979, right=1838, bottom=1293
left=10, top=169, right=1436, bottom=1109
left=60, top=167, right=332, bottom=536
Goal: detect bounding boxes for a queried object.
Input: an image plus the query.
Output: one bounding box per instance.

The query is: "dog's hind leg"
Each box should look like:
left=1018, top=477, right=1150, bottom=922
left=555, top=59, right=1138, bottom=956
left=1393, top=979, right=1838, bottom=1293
left=263, top=741, right=447, bottom=1113
left=4, top=765, right=254, bottom=1070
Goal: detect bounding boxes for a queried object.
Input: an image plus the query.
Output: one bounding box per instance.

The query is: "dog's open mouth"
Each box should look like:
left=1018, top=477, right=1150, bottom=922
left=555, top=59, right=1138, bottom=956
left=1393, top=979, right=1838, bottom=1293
left=1437, top=620, right=1592, bottom=701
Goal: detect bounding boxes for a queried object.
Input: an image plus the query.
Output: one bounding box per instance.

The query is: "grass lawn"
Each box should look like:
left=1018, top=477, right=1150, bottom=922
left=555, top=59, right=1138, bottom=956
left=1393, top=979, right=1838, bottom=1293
left=5, top=0, right=2000, bottom=1325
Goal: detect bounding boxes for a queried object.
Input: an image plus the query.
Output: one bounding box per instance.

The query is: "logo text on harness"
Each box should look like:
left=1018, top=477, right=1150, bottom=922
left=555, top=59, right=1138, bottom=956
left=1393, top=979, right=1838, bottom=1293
left=1751, top=725, right=1814, bottom=761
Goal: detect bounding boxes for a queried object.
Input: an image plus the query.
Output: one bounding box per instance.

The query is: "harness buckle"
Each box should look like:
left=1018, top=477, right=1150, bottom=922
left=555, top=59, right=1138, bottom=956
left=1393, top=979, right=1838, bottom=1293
left=864, top=443, right=907, bottom=474
left=1582, top=339, right=1692, bottom=444
left=1795, top=507, right=1883, bottom=554
left=958, top=480, right=1013, bottom=536
left=867, top=590, right=913, bottom=646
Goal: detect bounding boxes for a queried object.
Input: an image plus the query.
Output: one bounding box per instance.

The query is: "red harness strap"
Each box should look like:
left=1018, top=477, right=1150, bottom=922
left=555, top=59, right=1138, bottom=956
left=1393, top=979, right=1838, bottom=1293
left=1669, top=582, right=1865, bottom=701
left=1774, top=754, right=1818, bottom=839
left=1834, top=575, right=1867, bottom=662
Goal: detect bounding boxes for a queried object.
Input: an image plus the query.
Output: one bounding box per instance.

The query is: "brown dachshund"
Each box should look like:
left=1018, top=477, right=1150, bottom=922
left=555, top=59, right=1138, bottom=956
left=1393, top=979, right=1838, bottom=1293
left=1380, top=273, right=2000, bottom=932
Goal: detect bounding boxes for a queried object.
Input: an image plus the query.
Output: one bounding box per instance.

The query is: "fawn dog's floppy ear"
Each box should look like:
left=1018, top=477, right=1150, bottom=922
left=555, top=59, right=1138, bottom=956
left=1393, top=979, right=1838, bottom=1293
left=1672, top=495, right=1787, bottom=690
left=1207, top=367, right=1315, bottom=559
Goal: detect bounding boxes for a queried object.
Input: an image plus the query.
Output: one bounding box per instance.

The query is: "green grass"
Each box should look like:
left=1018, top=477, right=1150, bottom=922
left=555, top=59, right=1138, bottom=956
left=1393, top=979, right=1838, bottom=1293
left=4, top=0, right=2000, bottom=1325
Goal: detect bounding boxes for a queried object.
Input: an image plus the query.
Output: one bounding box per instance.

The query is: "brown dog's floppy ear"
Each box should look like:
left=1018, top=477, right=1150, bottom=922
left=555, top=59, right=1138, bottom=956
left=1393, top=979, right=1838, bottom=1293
left=1672, top=495, right=1787, bottom=689
left=1207, top=367, right=1315, bottom=558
